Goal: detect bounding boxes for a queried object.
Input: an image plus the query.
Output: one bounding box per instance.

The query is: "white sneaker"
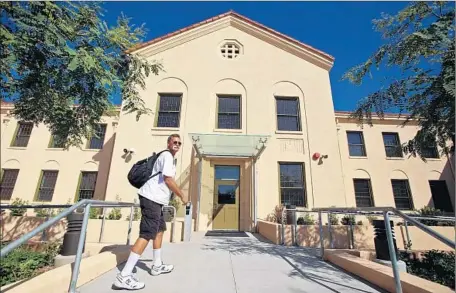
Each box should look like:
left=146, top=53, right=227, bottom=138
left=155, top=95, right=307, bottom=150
left=113, top=273, right=145, bottom=290
left=150, top=263, right=174, bottom=276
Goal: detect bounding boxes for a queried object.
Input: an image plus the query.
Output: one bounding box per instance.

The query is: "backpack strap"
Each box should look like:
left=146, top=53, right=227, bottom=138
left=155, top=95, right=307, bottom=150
left=148, top=149, right=172, bottom=180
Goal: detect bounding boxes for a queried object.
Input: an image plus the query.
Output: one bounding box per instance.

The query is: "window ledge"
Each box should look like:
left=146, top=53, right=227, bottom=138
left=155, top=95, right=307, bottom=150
left=386, top=157, right=405, bottom=160
left=7, top=147, right=27, bottom=150
left=151, top=127, right=180, bottom=132
left=349, top=156, right=368, bottom=159
left=45, top=148, right=68, bottom=151
left=423, top=158, right=441, bottom=161
left=213, top=128, right=243, bottom=133
left=275, top=131, right=303, bottom=135
left=82, top=148, right=101, bottom=152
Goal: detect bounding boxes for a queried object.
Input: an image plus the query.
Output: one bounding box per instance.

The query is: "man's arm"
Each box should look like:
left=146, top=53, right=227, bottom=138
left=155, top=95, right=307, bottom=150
left=164, top=176, right=187, bottom=204
left=161, top=152, right=187, bottom=204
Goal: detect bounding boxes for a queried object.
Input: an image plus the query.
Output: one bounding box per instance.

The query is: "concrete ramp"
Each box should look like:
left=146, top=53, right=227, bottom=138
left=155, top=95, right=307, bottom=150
left=78, top=232, right=386, bottom=293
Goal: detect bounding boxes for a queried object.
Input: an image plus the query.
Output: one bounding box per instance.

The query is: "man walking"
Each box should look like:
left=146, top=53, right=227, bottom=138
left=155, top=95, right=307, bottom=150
left=113, top=134, right=187, bottom=290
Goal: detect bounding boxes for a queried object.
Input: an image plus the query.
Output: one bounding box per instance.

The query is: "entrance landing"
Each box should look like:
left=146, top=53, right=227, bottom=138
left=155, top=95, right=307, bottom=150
left=78, top=232, right=386, bottom=293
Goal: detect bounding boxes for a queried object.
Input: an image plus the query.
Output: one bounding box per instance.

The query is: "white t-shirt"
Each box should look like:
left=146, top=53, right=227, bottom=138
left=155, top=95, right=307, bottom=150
left=138, top=151, right=176, bottom=205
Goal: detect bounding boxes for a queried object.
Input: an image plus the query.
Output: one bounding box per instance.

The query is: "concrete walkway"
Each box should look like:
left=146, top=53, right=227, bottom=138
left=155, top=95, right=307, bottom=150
left=79, top=232, right=386, bottom=293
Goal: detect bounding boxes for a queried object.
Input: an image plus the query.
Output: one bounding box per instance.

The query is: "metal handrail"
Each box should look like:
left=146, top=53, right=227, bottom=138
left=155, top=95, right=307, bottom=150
left=0, top=199, right=178, bottom=293
left=304, top=206, right=456, bottom=293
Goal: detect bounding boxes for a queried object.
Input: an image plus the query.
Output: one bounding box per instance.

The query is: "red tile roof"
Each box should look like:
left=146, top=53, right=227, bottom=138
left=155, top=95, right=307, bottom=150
left=125, top=10, right=334, bottom=62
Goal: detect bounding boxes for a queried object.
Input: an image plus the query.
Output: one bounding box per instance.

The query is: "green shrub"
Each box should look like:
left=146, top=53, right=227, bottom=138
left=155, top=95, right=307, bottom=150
left=10, top=198, right=28, bottom=216
left=414, top=207, right=453, bottom=226
left=0, top=242, right=61, bottom=286
left=297, top=213, right=315, bottom=225
left=399, top=250, right=455, bottom=289
left=34, top=208, right=56, bottom=218
left=108, top=208, right=122, bottom=220
left=266, top=205, right=284, bottom=224
left=328, top=213, right=339, bottom=225
left=341, top=215, right=356, bottom=225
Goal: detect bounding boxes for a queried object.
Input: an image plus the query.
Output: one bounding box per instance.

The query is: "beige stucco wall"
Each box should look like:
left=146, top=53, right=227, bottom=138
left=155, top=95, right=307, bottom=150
left=0, top=105, right=118, bottom=205
left=336, top=115, right=455, bottom=210
left=1, top=17, right=454, bottom=235
left=105, top=24, right=346, bottom=227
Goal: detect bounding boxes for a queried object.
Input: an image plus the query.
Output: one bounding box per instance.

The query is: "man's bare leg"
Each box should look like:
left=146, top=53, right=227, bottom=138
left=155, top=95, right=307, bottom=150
left=131, top=237, right=149, bottom=255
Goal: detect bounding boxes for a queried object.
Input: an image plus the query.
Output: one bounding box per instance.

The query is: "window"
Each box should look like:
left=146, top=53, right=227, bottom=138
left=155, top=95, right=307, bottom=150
left=49, top=134, right=67, bottom=148
left=382, top=133, right=402, bottom=157
left=429, top=180, right=453, bottom=213
left=156, top=94, right=182, bottom=128
left=77, top=172, right=98, bottom=200
left=11, top=122, right=33, bottom=147
left=217, top=95, right=241, bottom=129
left=36, top=170, right=59, bottom=202
left=0, top=169, right=19, bottom=200
left=279, top=163, right=306, bottom=207
left=353, top=179, right=374, bottom=207
left=276, top=97, right=301, bottom=131
left=220, top=42, right=241, bottom=59
left=347, top=131, right=366, bottom=157
left=421, top=143, right=439, bottom=159
left=87, top=124, right=107, bottom=149
left=391, top=179, right=414, bottom=210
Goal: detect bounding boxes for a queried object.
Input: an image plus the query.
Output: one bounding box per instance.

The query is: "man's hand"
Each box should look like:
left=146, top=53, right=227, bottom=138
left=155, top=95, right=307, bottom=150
left=180, top=193, right=189, bottom=205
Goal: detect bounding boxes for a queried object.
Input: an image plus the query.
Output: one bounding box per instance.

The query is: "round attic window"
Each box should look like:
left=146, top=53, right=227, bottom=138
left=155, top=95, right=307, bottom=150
left=220, top=42, right=241, bottom=59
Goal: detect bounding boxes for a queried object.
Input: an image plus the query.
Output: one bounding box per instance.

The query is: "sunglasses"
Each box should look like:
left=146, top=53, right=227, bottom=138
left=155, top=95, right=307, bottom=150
left=173, top=141, right=182, bottom=146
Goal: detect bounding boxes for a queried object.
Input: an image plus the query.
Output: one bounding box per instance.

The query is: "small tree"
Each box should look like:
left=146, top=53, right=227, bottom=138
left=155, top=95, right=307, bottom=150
left=342, top=2, right=455, bottom=158
left=1, top=1, right=163, bottom=147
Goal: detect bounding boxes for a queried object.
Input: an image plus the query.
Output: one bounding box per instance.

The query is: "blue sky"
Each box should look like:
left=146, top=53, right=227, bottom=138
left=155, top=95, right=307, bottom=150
left=102, top=1, right=409, bottom=111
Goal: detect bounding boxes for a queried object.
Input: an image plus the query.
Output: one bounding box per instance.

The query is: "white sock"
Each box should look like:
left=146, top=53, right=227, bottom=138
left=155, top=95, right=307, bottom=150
left=121, top=252, right=140, bottom=277
left=153, top=249, right=162, bottom=266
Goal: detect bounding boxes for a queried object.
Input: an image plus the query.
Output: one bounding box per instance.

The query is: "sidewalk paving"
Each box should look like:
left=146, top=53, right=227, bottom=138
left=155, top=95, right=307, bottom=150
left=78, top=232, right=386, bottom=293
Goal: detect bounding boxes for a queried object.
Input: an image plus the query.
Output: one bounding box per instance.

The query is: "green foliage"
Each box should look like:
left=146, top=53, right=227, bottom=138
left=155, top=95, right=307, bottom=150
left=10, top=198, right=28, bottom=216
left=328, top=213, right=339, bottom=225
left=266, top=205, right=285, bottom=224
left=108, top=208, right=122, bottom=220
left=0, top=242, right=61, bottom=287
left=297, top=213, right=316, bottom=225
left=0, top=1, right=163, bottom=147
left=341, top=215, right=356, bottom=225
left=342, top=2, right=455, bottom=158
left=34, top=208, right=56, bottom=218
left=400, top=250, right=455, bottom=289
left=89, top=207, right=102, bottom=219
left=169, top=197, right=181, bottom=212
left=413, top=206, right=453, bottom=226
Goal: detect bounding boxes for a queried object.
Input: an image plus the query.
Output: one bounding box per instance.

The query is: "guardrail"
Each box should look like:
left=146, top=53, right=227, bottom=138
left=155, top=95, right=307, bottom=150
left=0, top=199, right=176, bottom=293
left=279, top=206, right=455, bottom=293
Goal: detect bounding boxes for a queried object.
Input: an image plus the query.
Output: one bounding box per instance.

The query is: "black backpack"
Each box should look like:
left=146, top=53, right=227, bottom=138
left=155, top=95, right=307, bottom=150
left=127, top=150, right=170, bottom=189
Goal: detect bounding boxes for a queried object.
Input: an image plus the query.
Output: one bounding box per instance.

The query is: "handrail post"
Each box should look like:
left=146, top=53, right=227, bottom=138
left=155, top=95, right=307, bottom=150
left=41, top=216, right=49, bottom=241
left=327, top=212, right=333, bottom=249
left=167, top=206, right=176, bottom=243
left=383, top=211, right=403, bottom=293
left=403, top=219, right=411, bottom=251
left=99, top=208, right=106, bottom=243
left=293, top=209, right=297, bottom=246
left=126, top=206, right=134, bottom=245
left=318, top=211, right=324, bottom=259
left=349, top=220, right=355, bottom=249
left=68, top=203, right=91, bottom=293
left=281, top=208, right=286, bottom=245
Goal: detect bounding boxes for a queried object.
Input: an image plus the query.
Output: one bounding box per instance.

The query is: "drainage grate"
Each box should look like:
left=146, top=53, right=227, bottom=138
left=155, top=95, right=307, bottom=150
left=205, top=231, right=249, bottom=237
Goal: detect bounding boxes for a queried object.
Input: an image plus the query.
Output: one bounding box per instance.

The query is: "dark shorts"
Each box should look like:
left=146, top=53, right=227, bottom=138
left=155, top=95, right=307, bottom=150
left=138, top=196, right=167, bottom=241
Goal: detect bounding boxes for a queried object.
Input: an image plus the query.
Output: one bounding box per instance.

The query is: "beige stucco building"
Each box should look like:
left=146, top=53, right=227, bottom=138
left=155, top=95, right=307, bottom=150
left=1, top=11, right=454, bottom=232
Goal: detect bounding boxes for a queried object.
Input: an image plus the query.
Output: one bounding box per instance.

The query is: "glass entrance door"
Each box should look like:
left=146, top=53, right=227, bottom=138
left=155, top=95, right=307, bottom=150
left=212, top=166, right=240, bottom=230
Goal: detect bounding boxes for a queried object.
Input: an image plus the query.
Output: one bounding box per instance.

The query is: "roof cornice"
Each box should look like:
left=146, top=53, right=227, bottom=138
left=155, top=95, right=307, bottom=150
left=127, top=11, right=334, bottom=71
